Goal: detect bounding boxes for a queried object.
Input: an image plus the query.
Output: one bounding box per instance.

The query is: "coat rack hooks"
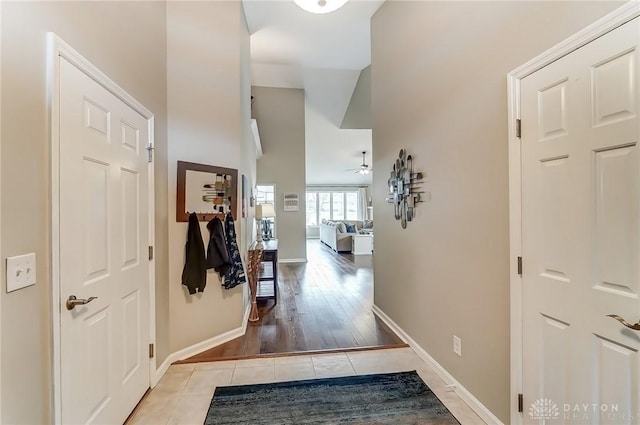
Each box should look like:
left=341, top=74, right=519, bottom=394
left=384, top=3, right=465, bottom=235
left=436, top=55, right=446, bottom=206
left=186, top=210, right=227, bottom=222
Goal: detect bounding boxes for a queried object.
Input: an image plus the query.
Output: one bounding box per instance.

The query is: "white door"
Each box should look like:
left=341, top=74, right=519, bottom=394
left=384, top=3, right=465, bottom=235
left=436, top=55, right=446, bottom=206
left=59, top=57, right=150, bottom=424
left=521, top=18, right=640, bottom=424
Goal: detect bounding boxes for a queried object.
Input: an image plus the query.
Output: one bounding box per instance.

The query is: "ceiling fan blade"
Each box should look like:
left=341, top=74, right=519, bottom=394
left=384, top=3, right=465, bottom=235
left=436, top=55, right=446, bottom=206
left=355, top=168, right=373, bottom=175
left=345, top=151, right=373, bottom=174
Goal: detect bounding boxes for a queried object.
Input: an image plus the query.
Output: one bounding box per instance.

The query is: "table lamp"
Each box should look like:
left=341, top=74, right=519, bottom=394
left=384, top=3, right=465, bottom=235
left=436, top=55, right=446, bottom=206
left=255, top=203, right=275, bottom=242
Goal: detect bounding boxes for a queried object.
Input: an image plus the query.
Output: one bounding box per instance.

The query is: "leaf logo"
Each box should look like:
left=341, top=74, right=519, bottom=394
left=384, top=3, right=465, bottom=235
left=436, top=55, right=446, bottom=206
left=529, top=398, right=560, bottom=421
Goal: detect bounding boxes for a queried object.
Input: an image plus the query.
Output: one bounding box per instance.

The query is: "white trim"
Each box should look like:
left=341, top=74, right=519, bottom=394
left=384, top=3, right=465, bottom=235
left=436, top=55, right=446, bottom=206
left=47, top=33, right=62, bottom=425
left=278, top=258, right=307, bottom=264
left=506, top=3, right=640, bottom=425
left=47, top=33, right=156, bottom=424
left=509, top=1, right=640, bottom=80
left=507, top=73, right=523, bottom=425
left=372, top=305, right=504, bottom=425
left=0, top=0, right=3, bottom=419
left=251, top=119, right=262, bottom=159
left=153, top=303, right=251, bottom=385
left=147, top=116, right=157, bottom=387
left=242, top=300, right=251, bottom=332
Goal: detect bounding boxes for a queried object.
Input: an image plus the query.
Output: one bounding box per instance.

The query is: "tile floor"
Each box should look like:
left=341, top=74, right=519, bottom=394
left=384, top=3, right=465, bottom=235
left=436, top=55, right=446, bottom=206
left=127, top=347, right=487, bottom=425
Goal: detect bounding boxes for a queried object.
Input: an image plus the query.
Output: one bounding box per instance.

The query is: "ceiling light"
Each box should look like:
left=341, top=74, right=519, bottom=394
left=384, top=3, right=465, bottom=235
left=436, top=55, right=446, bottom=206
left=294, top=0, right=349, bottom=14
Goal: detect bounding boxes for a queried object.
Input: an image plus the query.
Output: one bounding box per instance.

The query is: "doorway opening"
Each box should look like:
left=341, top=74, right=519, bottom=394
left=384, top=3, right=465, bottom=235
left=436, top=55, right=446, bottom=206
left=178, top=238, right=403, bottom=362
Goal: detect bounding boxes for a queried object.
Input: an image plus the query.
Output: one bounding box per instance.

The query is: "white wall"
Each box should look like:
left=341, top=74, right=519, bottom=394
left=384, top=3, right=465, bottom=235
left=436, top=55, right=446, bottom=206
left=304, top=69, right=373, bottom=186
left=342, top=65, right=371, bottom=129
left=371, top=1, right=623, bottom=422
left=167, top=1, right=252, bottom=353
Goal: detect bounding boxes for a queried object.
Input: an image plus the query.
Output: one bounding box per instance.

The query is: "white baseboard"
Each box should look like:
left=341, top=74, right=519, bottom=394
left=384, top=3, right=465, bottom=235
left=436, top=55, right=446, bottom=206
left=279, top=258, right=307, bottom=264
left=241, top=301, right=251, bottom=333
left=153, top=303, right=251, bottom=386
left=372, top=305, right=504, bottom=425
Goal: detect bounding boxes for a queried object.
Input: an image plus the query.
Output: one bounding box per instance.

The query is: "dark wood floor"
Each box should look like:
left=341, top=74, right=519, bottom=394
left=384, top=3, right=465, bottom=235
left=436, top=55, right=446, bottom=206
left=179, top=240, right=406, bottom=363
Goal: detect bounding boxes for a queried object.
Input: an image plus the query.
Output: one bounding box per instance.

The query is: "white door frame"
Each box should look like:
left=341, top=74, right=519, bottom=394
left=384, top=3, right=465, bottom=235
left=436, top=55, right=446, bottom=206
left=47, top=33, right=157, bottom=424
left=507, top=3, right=640, bottom=424
left=0, top=0, right=3, bottom=420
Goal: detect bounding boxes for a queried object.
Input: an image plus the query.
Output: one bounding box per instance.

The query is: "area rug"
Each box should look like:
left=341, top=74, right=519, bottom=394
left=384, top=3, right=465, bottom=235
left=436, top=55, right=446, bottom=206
left=204, top=371, right=460, bottom=424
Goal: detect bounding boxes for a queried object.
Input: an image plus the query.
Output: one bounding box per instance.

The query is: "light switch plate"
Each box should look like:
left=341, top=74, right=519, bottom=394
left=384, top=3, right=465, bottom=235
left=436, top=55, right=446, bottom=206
left=453, top=335, right=462, bottom=357
left=6, top=253, right=36, bottom=293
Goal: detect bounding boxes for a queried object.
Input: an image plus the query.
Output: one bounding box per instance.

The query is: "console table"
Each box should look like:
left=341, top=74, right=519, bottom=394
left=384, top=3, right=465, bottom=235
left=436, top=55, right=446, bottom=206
left=257, top=239, right=278, bottom=304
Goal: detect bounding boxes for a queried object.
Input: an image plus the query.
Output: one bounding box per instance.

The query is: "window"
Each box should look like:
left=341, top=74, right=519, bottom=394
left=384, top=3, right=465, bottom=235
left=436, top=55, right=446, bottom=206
left=318, top=192, right=331, bottom=223
left=345, top=192, right=358, bottom=220
left=332, top=193, right=344, bottom=220
left=255, top=185, right=274, bottom=206
left=306, top=193, right=317, bottom=226
left=305, top=190, right=361, bottom=226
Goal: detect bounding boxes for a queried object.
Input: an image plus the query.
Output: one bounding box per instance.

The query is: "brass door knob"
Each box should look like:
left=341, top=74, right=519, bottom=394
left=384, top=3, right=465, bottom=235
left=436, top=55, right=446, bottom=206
left=607, top=314, right=640, bottom=331
left=66, top=295, right=98, bottom=311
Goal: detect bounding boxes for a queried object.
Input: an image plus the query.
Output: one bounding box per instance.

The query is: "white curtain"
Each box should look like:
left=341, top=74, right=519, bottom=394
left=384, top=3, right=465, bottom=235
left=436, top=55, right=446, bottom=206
left=357, top=188, right=367, bottom=221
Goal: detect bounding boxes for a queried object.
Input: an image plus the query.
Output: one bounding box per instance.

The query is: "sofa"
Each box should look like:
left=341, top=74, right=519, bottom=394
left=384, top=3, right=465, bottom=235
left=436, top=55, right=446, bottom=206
left=319, top=220, right=372, bottom=252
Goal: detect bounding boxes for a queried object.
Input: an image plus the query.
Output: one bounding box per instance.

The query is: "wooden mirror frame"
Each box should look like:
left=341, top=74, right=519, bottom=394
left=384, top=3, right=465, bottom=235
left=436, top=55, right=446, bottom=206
left=176, top=160, right=238, bottom=222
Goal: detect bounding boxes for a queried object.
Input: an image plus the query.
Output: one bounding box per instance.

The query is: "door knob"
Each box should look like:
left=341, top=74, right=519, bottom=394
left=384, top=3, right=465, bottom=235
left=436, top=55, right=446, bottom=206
left=66, top=295, right=98, bottom=311
left=607, top=314, right=640, bottom=331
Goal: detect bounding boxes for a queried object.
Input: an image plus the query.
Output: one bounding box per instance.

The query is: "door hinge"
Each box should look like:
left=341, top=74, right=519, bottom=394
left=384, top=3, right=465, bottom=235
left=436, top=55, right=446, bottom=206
left=518, top=393, right=523, bottom=413
left=516, top=119, right=522, bottom=138
left=149, top=246, right=154, bottom=261
left=517, top=256, right=523, bottom=276
left=149, top=343, right=154, bottom=359
left=146, top=144, right=154, bottom=163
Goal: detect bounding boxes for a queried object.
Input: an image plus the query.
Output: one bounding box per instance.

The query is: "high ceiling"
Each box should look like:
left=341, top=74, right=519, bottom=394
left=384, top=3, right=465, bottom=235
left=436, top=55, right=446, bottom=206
left=243, top=0, right=384, bottom=71
left=243, top=0, right=383, bottom=185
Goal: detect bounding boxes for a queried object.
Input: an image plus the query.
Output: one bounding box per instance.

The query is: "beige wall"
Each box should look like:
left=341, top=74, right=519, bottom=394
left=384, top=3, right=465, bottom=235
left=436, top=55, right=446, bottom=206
left=167, top=1, right=252, bottom=353
left=371, top=1, right=623, bottom=422
left=252, top=86, right=307, bottom=261
left=1, top=1, right=253, bottom=421
left=0, top=2, right=168, bottom=423
left=239, top=6, right=255, bottom=311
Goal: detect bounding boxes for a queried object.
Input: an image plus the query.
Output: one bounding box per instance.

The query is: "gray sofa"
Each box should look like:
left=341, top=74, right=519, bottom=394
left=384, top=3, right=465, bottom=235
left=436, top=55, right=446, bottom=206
left=319, top=220, right=371, bottom=252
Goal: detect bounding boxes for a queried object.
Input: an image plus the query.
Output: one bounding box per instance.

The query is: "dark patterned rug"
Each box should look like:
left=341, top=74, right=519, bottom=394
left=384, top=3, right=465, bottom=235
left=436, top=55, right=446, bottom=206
left=204, top=371, right=460, bottom=424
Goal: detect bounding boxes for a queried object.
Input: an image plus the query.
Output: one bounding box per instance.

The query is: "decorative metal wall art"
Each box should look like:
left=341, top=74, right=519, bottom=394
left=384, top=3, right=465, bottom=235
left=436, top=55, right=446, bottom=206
left=387, top=149, right=423, bottom=228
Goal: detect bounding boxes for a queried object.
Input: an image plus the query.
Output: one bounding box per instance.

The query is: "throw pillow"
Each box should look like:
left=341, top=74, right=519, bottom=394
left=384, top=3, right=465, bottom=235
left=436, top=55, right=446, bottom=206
left=345, top=224, right=356, bottom=233
left=337, top=222, right=347, bottom=233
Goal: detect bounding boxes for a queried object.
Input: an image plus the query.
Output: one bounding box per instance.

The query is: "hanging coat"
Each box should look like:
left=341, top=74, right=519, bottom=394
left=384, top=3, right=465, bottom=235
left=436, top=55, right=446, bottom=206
left=181, top=212, right=207, bottom=294
left=222, top=212, right=246, bottom=289
left=206, top=216, right=231, bottom=275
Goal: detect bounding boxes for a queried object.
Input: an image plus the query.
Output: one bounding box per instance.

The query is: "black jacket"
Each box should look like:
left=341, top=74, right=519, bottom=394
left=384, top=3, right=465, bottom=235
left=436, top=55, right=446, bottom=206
left=181, top=212, right=207, bottom=294
left=206, top=217, right=231, bottom=275
left=222, top=213, right=246, bottom=289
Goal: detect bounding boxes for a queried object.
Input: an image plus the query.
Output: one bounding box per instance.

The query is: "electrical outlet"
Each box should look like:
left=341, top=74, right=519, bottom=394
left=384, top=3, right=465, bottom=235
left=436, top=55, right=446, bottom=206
left=453, top=335, right=462, bottom=357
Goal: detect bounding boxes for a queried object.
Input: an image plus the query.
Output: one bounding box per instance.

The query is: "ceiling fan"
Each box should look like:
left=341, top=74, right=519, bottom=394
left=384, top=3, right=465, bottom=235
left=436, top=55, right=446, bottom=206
left=345, top=151, right=372, bottom=175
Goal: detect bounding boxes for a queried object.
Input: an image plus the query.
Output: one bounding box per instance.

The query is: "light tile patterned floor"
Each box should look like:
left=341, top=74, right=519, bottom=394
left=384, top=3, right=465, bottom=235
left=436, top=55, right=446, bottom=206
left=127, top=347, right=487, bottom=425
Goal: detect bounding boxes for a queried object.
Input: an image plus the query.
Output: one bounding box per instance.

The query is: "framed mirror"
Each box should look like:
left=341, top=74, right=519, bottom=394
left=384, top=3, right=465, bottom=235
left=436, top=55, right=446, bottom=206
left=176, top=160, right=238, bottom=222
